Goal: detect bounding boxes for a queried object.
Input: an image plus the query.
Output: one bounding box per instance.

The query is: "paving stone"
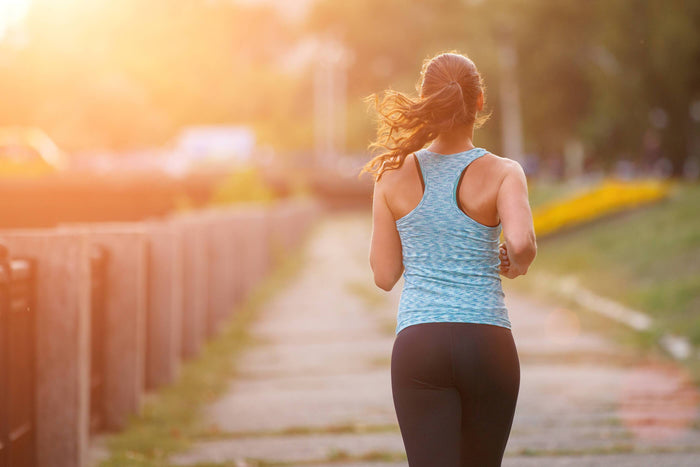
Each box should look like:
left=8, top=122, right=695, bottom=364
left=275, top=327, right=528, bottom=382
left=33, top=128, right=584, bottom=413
left=204, top=370, right=398, bottom=431
left=309, top=453, right=700, bottom=467
left=170, top=432, right=404, bottom=465
left=170, top=213, right=700, bottom=466
left=502, top=453, right=700, bottom=467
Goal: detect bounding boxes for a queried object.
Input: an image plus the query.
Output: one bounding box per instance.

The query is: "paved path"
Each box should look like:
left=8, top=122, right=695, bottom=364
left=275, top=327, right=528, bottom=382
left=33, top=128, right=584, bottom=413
left=170, top=212, right=700, bottom=466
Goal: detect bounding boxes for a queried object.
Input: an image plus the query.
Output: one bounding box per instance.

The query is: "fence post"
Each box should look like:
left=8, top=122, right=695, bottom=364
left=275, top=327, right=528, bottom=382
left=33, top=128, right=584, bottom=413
left=170, top=217, right=208, bottom=359
left=82, top=228, right=148, bottom=430
left=225, top=209, right=247, bottom=311
left=199, top=209, right=240, bottom=334
left=0, top=244, right=10, bottom=467
left=239, top=207, right=268, bottom=298
left=88, top=244, right=109, bottom=434
left=144, top=221, right=184, bottom=389
left=0, top=231, right=91, bottom=467
left=5, top=253, right=38, bottom=466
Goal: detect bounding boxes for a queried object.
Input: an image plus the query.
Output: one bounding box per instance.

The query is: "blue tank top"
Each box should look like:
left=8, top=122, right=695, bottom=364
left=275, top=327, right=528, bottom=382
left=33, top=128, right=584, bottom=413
left=395, top=147, right=511, bottom=335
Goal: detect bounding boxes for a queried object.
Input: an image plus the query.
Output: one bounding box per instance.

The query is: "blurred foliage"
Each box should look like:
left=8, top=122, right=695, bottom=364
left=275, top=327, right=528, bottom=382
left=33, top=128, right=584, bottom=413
left=307, top=0, right=700, bottom=173
left=526, top=181, right=583, bottom=210
left=173, top=193, right=195, bottom=213
left=0, top=0, right=697, bottom=173
left=0, top=158, right=53, bottom=177
left=287, top=173, right=314, bottom=200
left=209, top=166, right=276, bottom=205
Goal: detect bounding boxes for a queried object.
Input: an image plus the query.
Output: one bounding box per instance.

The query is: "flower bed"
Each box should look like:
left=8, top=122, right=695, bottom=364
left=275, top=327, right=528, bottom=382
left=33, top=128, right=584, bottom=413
left=532, top=178, right=672, bottom=237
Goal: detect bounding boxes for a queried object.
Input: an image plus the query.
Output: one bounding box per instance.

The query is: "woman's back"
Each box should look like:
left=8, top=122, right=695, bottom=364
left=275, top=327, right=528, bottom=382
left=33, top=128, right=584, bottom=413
left=381, top=148, right=509, bottom=227
left=380, top=147, right=513, bottom=335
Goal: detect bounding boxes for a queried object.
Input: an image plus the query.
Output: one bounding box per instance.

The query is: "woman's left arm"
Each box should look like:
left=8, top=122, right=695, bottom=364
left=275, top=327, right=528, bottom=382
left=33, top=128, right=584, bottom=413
left=369, top=180, right=404, bottom=291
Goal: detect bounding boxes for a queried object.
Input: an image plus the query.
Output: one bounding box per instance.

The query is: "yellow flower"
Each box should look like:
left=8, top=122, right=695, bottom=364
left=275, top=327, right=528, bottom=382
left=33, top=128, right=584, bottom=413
left=532, top=178, right=671, bottom=237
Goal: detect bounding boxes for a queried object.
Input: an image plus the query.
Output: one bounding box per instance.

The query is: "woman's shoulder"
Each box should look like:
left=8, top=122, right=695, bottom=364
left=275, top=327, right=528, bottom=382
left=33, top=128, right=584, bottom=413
left=478, top=151, right=528, bottom=199
left=470, top=151, right=526, bottom=198
left=375, top=153, right=421, bottom=188
left=481, top=150, right=521, bottom=167
left=480, top=150, right=525, bottom=178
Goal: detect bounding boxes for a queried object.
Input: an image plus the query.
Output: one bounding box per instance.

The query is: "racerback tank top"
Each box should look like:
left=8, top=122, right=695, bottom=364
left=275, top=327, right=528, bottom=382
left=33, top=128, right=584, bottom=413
left=394, top=147, right=511, bottom=335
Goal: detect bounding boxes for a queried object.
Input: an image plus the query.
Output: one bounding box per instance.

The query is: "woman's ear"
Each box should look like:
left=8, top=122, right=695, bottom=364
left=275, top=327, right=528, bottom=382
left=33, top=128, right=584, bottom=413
left=477, top=91, right=484, bottom=112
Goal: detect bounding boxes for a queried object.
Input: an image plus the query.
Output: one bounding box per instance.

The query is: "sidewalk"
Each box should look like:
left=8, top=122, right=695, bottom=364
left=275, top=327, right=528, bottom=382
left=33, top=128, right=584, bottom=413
left=169, top=212, right=700, bottom=466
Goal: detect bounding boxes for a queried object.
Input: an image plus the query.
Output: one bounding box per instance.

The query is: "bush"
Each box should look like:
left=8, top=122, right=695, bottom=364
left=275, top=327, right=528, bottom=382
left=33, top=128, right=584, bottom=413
left=209, top=165, right=276, bottom=205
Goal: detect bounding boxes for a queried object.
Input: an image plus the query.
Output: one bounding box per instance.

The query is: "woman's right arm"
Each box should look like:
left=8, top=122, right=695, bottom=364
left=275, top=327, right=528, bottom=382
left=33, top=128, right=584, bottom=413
left=496, top=160, right=537, bottom=278
left=369, top=178, right=404, bottom=291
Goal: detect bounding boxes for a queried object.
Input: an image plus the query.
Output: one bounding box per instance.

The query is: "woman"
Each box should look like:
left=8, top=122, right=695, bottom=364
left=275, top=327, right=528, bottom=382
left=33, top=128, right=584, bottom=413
left=363, top=51, right=537, bottom=466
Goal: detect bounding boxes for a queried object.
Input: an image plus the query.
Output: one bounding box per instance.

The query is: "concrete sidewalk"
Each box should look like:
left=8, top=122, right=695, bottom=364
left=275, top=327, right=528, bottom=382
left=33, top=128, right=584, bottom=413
left=170, top=212, right=700, bottom=466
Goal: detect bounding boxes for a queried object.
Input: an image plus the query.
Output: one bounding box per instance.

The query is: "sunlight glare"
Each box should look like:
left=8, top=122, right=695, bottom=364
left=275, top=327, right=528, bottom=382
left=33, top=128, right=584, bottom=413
left=0, top=0, right=31, bottom=40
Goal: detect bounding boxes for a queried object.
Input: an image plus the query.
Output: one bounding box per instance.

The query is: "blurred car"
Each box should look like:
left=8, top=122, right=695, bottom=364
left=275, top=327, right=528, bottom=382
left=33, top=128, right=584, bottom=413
left=0, top=126, right=68, bottom=177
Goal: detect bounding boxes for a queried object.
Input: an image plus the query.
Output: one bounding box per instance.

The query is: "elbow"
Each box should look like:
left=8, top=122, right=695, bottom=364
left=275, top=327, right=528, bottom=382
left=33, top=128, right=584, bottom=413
left=374, top=276, right=395, bottom=292
left=369, top=251, right=404, bottom=292
left=373, top=269, right=401, bottom=291
left=371, top=263, right=403, bottom=292
left=508, top=234, right=537, bottom=267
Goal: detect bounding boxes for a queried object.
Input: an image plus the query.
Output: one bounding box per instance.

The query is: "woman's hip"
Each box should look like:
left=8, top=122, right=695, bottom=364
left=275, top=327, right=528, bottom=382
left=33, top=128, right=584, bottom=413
left=391, top=321, right=519, bottom=391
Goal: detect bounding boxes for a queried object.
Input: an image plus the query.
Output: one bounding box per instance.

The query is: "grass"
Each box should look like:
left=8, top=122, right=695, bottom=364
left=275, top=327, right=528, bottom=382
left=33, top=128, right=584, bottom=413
left=192, top=422, right=400, bottom=441
left=526, top=178, right=595, bottom=209
left=97, top=230, right=313, bottom=467
left=527, top=182, right=700, bottom=342
left=516, top=181, right=700, bottom=380
left=181, top=449, right=408, bottom=467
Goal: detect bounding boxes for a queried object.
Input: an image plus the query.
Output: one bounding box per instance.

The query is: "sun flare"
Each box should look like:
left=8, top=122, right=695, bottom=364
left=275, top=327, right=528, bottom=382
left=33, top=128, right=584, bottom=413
left=0, top=0, right=31, bottom=40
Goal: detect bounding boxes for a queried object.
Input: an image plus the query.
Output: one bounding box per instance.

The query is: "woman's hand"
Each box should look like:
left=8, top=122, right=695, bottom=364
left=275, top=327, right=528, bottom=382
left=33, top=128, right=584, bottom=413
left=498, top=242, right=518, bottom=279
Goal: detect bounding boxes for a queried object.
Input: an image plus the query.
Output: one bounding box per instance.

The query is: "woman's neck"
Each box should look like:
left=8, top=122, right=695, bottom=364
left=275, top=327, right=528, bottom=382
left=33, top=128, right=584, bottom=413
left=426, top=125, right=475, bottom=155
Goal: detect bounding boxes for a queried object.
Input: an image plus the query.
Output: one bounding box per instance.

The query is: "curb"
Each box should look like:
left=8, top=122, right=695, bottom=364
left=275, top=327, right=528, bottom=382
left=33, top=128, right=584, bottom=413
left=533, top=272, right=697, bottom=361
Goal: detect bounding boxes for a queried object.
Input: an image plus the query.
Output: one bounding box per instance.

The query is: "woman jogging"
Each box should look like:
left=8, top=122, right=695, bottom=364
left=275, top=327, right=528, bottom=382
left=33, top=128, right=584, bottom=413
left=363, top=51, right=537, bottom=466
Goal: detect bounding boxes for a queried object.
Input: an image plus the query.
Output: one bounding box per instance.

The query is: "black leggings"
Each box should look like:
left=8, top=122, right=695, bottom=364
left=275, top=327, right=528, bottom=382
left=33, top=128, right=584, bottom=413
left=391, top=322, right=520, bottom=466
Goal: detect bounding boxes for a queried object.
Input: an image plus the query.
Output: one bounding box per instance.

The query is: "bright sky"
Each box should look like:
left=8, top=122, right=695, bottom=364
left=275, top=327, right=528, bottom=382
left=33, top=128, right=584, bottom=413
left=0, top=0, right=31, bottom=41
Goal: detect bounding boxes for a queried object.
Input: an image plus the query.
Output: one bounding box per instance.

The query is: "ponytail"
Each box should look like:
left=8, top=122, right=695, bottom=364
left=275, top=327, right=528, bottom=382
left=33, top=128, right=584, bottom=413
left=360, top=51, right=491, bottom=182
left=360, top=83, right=466, bottom=182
